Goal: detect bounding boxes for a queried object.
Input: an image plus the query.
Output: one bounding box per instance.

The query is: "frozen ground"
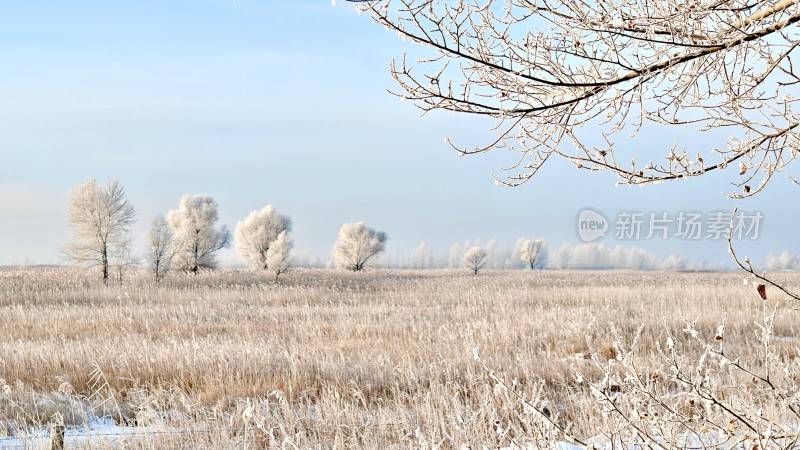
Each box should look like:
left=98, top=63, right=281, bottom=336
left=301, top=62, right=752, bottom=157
left=0, top=417, right=168, bottom=449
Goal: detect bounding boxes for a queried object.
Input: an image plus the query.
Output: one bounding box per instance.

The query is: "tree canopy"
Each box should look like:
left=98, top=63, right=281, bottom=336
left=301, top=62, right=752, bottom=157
left=63, top=179, right=136, bottom=282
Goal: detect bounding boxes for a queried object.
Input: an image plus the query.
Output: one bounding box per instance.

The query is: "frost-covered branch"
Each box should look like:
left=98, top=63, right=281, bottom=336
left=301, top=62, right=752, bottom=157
left=347, top=0, right=800, bottom=196
left=727, top=207, right=800, bottom=302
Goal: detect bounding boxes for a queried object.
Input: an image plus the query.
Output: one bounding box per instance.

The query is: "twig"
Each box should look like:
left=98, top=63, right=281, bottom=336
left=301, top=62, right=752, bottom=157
left=727, top=207, right=800, bottom=301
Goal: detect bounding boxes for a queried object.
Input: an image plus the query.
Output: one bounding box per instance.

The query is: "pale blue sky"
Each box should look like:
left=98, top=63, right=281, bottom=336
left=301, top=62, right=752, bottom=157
left=0, top=0, right=796, bottom=267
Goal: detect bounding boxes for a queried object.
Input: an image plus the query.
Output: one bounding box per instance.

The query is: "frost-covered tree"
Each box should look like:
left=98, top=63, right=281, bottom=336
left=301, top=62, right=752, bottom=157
left=546, top=243, right=666, bottom=270
left=485, top=239, right=497, bottom=269
left=463, top=245, right=487, bottom=275
left=266, top=231, right=293, bottom=280
left=334, top=222, right=388, bottom=271
left=411, top=241, right=432, bottom=269
left=63, top=178, right=137, bottom=283
left=168, top=195, right=231, bottom=273
left=662, top=253, right=690, bottom=270
left=516, top=239, right=546, bottom=270
left=764, top=251, right=800, bottom=271
left=345, top=0, right=800, bottom=197
left=448, top=242, right=463, bottom=268
left=144, top=215, right=175, bottom=281
left=234, top=205, right=292, bottom=271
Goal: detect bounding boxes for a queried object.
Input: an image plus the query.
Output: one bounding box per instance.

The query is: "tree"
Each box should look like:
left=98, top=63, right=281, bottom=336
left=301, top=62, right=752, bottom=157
left=463, top=245, right=487, bottom=275
left=266, top=231, right=293, bottom=280
left=411, top=241, right=432, bottom=269
left=144, top=215, right=175, bottom=282
left=167, top=195, right=231, bottom=273
left=764, top=251, right=800, bottom=271
left=63, top=178, right=137, bottom=283
left=234, top=205, right=292, bottom=271
left=448, top=242, right=463, bottom=268
left=516, top=238, right=546, bottom=270
left=347, top=0, right=800, bottom=197
left=334, top=222, right=388, bottom=271
left=486, top=239, right=498, bottom=269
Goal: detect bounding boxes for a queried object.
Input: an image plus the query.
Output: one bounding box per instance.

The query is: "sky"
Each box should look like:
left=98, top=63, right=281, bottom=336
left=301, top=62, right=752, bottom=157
left=0, top=0, right=797, bottom=268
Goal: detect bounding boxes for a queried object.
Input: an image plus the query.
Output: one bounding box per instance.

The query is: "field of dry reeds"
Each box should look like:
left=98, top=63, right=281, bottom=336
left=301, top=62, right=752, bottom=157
left=0, top=267, right=798, bottom=448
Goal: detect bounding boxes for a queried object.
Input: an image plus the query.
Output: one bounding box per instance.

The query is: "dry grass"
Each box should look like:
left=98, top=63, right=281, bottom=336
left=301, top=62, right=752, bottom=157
left=0, top=267, right=798, bottom=448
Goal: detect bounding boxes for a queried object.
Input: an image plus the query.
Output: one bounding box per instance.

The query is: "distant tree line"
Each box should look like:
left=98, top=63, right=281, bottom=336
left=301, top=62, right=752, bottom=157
left=376, top=239, right=699, bottom=273
left=63, top=178, right=779, bottom=281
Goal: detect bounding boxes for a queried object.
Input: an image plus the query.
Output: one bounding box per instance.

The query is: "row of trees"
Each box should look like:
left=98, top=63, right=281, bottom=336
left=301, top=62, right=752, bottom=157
left=63, top=180, right=239, bottom=282
left=61, top=179, right=551, bottom=281
left=377, top=240, right=754, bottom=271
left=463, top=239, right=545, bottom=275
left=458, top=240, right=696, bottom=274
left=377, top=239, right=544, bottom=270
left=63, top=179, right=391, bottom=282
left=67, top=178, right=783, bottom=279
left=65, top=179, right=724, bottom=279
left=416, top=239, right=545, bottom=275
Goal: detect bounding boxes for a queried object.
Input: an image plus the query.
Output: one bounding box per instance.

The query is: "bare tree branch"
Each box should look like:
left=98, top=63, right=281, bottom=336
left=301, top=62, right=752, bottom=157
left=727, top=206, right=800, bottom=302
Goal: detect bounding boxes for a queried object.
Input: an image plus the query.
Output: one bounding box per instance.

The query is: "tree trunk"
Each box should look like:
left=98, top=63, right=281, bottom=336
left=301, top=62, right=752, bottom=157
left=101, top=246, right=109, bottom=284
left=191, top=230, right=201, bottom=274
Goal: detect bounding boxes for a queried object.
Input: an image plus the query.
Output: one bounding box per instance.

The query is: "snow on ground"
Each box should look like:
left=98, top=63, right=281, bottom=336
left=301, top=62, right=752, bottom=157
left=0, top=417, right=165, bottom=449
